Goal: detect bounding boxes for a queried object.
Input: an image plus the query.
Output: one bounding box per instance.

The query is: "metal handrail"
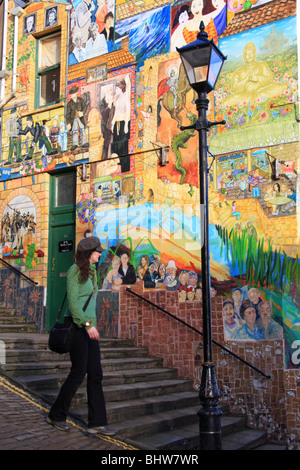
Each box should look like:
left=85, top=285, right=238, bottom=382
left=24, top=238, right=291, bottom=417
left=126, top=287, right=271, bottom=380
left=0, top=257, right=38, bottom=285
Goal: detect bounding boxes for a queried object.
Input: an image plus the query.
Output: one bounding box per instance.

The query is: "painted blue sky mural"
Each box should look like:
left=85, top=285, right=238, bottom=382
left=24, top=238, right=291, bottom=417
left=219, top=16, right=297, bottom=66
left=115, top=5, right=170, bottom=69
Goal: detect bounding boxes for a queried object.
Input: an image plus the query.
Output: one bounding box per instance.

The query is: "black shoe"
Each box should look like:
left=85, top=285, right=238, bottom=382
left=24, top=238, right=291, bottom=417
left=4, top=161, right=12, bottom=166
left=82, top=143, right=89, bottom=148
left=70, top=145, right=78, bottom=152
left=87, top=425, right=117, bottom=436
left=46, top=417, right=71, bottom=432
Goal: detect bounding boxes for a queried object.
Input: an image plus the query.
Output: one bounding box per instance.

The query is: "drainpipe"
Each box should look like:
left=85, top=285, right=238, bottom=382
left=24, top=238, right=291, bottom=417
left=0, top=0, right=9, bottom=101
left=0, top=5, right=23, bottom=110
left=65, top=3, right=72, bottom=122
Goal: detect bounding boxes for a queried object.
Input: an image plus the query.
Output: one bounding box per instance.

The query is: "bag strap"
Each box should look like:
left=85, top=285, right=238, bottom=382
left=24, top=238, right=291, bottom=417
left=83, top=292, right=93, bottom=311
left=57, top=292, right=67, bottom=321
left=56, top=291, right=93, bottom=322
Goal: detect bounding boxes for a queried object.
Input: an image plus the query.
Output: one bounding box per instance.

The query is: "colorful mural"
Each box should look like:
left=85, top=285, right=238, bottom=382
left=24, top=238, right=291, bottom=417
left=227, top=0, right=276, bottom=12
left=69, top=69, right=134, bottom=167
left=170, top=0, right=228, bottom=51
left=0, top=266, right=45, bottom=330
left=96, top=290, right=119, bottom=337
left=82, top=178, right=299, bottom=369
left=0, top=0, right=299, bottom=372
left=69, top=0, right=116, bottom=65
left=0, top=194, right=44, bottom=268
left=211, top=16, right=299, bottom=153
left=1, top=105, right=74, bottom=176
left=156, top=57, right=199, bottom=190
left=71, top=13, right=298, bottom=370
left=115, top=5, right=170, bottom=69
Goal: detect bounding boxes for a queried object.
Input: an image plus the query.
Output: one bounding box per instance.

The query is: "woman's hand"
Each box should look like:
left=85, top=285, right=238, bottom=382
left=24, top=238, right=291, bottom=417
left=87, top=326, right=99, bottom=340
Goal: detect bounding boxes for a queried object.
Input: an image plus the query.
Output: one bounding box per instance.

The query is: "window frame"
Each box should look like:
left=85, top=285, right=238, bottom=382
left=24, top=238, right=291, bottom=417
left=35, top=32, right=61, bottom=109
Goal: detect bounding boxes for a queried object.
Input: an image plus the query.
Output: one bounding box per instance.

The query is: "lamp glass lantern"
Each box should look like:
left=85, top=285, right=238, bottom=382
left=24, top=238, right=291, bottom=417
left=177, top=22, right=226, bottom=94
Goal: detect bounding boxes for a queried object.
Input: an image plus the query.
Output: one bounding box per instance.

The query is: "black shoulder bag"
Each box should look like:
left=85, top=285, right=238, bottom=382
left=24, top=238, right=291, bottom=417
left=48, top=292, right=93, bottom=354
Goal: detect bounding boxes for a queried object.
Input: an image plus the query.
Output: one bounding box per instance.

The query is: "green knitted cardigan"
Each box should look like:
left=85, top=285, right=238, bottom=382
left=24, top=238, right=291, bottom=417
left=65, top=263, right=98, bottom=328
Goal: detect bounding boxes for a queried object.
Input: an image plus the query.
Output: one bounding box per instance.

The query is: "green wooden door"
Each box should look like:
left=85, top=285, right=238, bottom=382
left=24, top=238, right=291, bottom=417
left=46, top=170, right=76, bottom=330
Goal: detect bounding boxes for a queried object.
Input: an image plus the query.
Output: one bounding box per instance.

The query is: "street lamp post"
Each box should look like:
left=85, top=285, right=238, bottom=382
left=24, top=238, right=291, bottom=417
left=177, top=21, right=226, bottom=451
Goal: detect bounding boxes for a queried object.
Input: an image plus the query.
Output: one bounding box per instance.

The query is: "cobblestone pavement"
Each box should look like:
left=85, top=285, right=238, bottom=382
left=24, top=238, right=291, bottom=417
left=0, top=374, right=138, bottom=451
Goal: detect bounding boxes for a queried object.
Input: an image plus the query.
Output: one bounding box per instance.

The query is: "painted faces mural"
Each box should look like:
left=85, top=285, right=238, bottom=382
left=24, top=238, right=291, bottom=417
left=170, top=0, right=228, bottom=51
left=69, top=0, right=116, bottom=65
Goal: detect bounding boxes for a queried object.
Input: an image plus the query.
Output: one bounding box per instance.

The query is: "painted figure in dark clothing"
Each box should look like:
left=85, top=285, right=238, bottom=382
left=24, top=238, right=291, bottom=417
left=20, top=115, right=55, bottom=160
left=111, top=78, right=130, bottom=172
left=99, top=96, right=114, bottom=160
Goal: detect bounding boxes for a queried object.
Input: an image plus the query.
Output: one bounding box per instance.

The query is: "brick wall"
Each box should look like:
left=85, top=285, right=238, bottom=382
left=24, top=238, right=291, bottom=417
left=118, top=282, right=300, bottom=448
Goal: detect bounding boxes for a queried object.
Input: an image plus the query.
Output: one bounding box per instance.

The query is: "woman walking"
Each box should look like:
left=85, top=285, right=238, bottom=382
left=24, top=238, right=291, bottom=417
left=46, top=236, right=115, bottom=436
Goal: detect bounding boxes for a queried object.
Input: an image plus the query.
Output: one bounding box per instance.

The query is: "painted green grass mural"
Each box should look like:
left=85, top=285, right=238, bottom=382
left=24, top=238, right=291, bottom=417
left=216, top=223, right=300, bottom=368
left=215, top=224, right=300, bottom=295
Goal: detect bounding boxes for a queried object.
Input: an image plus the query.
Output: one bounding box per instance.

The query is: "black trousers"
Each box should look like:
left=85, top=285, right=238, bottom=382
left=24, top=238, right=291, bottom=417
left=48, top=327, right=107, bottom=427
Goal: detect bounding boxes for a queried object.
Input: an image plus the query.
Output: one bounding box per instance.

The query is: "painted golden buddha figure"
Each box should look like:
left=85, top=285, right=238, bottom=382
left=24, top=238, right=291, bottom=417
left=223, top=42, right=285, bottom=106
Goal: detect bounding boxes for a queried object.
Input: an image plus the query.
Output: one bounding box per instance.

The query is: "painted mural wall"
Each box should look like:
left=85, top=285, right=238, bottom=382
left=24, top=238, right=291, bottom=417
left=211, top=16, right=298, bottom=153
left=0, top=1, right=299, bottom=367
left=72, top=4, right=299, bottom=370
left=68, top=0, right=116, bottom=64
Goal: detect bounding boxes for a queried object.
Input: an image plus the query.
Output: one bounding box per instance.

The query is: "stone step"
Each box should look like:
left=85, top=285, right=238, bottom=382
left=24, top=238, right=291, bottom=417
left=101, top=346, right=150, bottom=359
left=3, top=350, right=68, bottom=363
left=0, top=316, right=29, bottom=324
left=92, top=405, right=249, bottom=448
left=73, top=390, right=201, bottom=424
left=41, top=377, right=194, bottom=407
left=0, top=330, right=279, bottom=450
left=222, top=428, right=268, bottom=450
left=0, top=307, right=37, bottom=333
left=133, top=414, right=250, bottom=450
left=4, top=346, right=156, bottom=364
left=3, top=354, right=163, bottom=372
left=0, top=308, right=16, bottom=317
left=113, top=404, right=202, bottom=442
left=0, top=334, right=135, bottom=350
left=0, top=324, right=37, bottom=333
left=252, top=442, right=287, bottom=450
left=11, top=367, right=179, bottom=390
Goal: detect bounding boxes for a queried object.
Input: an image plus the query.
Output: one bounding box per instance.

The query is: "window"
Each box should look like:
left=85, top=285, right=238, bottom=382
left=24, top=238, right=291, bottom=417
left=37, top=33, right=61, bottom=107
left=54, top=172, right=76, bottom=208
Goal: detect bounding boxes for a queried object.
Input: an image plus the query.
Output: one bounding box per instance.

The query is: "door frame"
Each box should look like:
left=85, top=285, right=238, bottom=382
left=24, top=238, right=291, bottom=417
left=46, top=168, right=76, bottom=330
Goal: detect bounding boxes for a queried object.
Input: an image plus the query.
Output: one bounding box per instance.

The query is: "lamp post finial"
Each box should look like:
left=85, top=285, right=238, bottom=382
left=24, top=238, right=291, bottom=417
left=197, top=21, right=208, bottom=40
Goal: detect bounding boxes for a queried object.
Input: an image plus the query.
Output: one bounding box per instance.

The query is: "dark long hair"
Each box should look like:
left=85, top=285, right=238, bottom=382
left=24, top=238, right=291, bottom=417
left=202, top=0, right=216, bottom=16
left=75, top=249, right=93, bottom=283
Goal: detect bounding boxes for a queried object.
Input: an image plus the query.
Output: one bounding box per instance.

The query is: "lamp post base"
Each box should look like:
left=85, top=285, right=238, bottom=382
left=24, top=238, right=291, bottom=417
left=198, top=362, right=222, bottom=450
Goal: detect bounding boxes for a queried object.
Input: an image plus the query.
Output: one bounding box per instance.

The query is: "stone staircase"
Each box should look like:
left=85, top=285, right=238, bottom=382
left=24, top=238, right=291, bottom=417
left=0, top=306, right=37, bottom=334
left=0, top=305, right=285, bottom=450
